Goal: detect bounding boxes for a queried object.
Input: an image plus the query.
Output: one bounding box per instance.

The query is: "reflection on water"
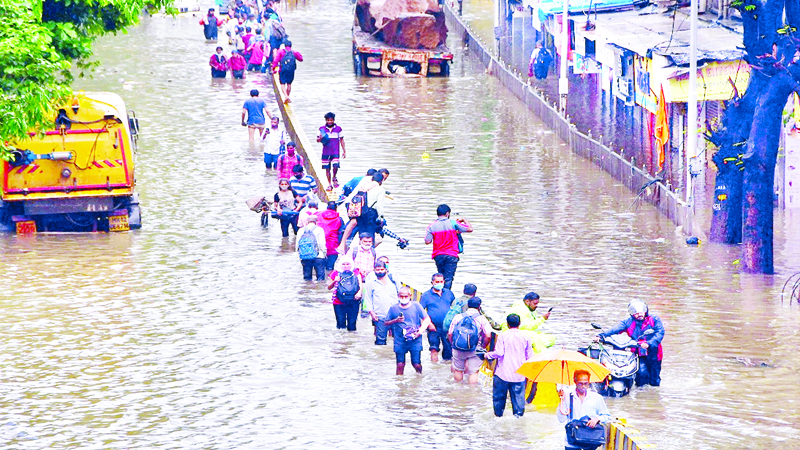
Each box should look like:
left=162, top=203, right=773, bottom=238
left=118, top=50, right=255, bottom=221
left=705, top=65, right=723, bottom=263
left=0, top=0, right=799, bottom=448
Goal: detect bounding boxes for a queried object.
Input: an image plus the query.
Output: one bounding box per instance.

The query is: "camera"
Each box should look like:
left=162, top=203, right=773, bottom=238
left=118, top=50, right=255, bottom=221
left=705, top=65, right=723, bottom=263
left=397, top=239, right=410, bottom=250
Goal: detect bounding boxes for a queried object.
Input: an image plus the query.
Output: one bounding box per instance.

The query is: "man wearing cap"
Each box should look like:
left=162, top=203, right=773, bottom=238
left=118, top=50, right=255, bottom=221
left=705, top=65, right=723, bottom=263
left=363, top=261, right=401, bottom=345
left=504, top=291, right=556, bottom=353
left=447, top=297, right=492, bottom=384
left=385, top=286, right=432, bottom=375
left=241, top=89, right=272, bottom=141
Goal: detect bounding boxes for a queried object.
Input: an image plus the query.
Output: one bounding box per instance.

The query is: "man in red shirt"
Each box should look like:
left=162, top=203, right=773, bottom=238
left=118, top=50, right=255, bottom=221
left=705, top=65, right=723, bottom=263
left=424, top=204, right=473, bottom=291
left=229, top=50, right=247, bottom=79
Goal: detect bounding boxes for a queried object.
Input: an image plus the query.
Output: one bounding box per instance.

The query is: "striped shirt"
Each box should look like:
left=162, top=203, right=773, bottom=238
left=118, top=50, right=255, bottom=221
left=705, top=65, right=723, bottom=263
left=290, top=175, right=317, bottom=199
left=319, top=125, right=343, bottom=156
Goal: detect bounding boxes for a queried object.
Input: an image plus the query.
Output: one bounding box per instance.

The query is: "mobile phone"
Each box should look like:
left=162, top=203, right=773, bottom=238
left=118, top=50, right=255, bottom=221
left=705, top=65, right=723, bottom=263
left=548, top=307, right=554, bottom=313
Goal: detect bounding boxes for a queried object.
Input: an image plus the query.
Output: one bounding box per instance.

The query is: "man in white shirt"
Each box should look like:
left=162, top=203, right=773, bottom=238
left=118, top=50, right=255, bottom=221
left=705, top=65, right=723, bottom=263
left=556, top=369, right=611, bottom=450
left=295, top=214, right=327, bottom=281
left=262, top=115, right=286, bottom=169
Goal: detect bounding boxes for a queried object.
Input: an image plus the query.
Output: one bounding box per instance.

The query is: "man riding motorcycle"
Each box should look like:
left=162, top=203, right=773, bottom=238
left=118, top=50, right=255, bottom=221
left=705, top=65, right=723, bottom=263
left=594, top=300, right=664, bottom=387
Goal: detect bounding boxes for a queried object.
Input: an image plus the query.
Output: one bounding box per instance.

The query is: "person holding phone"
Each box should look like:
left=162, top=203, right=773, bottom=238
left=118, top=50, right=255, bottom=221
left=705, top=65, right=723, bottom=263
left=502, top=292, right=556, bottom=353
left=385, top=286, right=431, bottom=375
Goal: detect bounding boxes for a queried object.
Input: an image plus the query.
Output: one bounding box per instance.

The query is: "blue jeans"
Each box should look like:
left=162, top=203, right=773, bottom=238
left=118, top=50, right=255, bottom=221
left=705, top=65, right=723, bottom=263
left=433, top=254, right=459, bottom=291
left=427, top=324, right=452, bottom=360
left=492, top=376, right=526, bottom=417
left=333, top=302, right=359, bottom=331
left=325, top=253, right=338, bottom=270
left=394, top=337, right=423, bottom=364
left=301, top=258, right=325, bottom=281
left=373, top=319, right=388, bottom=345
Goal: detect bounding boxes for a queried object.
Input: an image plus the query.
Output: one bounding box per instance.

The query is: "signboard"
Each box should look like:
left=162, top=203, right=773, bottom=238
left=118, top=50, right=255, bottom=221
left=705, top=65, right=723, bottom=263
left=667, top=60, right=751, bottom=103
left=634, top=55, right=658, bottom=113
left=574, top=53, right=601, bottom=74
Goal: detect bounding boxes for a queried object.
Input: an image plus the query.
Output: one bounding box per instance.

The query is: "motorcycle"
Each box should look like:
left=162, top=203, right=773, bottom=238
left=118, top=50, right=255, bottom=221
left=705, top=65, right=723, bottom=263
left=579, top=323, right=654, bottom=397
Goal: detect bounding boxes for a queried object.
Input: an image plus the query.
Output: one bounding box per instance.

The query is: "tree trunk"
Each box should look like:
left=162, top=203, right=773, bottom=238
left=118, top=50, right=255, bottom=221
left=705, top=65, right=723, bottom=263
left=741, top=71, right=794, bottom=274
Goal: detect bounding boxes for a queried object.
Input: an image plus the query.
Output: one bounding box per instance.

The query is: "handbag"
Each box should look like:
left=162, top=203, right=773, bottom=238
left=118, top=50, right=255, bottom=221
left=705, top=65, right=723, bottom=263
left=565, top=394, right=607, bottom=449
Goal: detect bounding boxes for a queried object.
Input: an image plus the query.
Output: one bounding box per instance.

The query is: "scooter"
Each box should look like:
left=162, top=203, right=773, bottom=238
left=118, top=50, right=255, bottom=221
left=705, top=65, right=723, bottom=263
left=579, top=323, right=654, bottom=397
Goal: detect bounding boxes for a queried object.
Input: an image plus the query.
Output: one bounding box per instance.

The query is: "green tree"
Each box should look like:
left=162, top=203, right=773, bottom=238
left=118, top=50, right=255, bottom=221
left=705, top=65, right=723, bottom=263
left=0, top=0, right=171, bottom=158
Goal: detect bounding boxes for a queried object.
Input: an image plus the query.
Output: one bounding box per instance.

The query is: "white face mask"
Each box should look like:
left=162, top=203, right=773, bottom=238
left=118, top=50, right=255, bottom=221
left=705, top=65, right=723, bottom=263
left=399, top=297, right=411, bottom=305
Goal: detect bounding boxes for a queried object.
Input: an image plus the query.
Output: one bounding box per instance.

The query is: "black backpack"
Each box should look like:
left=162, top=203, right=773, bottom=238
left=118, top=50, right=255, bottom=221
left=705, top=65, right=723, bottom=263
left=281, top=50, right=297, bottom=72
left=336, top=270, right=360, bottom=303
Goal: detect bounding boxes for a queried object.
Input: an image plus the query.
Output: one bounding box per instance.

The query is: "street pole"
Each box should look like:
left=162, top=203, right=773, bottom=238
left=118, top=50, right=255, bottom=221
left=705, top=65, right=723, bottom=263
left=686, top=0, right=698, bottom=206
left=559, top=0, right=569, bottom=113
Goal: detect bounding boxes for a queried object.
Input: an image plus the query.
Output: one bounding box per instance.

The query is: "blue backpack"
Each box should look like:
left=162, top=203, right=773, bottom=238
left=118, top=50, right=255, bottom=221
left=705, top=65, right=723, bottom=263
left=297, top=228, right=319, bottom=260
left=442, top=298, right=466, bottom=334
left=451, top=314, right=480, bottom=351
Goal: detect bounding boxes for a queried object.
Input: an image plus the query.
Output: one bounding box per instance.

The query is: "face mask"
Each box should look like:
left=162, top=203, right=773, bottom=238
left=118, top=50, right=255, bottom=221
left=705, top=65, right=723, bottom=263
left=287, top=148, right=295, bottom=155
left=279, top=184, right=288, bottom=191
left=399, top=297, right=411, bottom=305
left=433, top=283, right=444, bottom=291
left=361, top=243, right=371, bottom=250
left=294, top=174, right=303, bottom=179
left=375, top=272, right=386, bottom=279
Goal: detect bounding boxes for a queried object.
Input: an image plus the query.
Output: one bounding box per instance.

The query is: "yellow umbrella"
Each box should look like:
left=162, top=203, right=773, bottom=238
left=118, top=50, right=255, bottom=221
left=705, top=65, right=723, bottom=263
left=516, top=348, right=610, bottom=385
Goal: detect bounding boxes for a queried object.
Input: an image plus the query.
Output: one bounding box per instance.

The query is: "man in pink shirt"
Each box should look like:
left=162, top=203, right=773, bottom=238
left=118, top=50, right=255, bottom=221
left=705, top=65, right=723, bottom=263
left=484, top=313, right=532, bottom=417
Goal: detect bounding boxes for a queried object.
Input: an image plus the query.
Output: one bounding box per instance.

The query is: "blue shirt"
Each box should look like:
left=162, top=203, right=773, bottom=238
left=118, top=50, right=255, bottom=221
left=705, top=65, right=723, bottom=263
left=243, top=97, right=268, bottom=125
left=385, top=302, right=428, bottom=344
left=419, top=288, right=455, bottom=326
left=290, top=175, right=317, bottom=198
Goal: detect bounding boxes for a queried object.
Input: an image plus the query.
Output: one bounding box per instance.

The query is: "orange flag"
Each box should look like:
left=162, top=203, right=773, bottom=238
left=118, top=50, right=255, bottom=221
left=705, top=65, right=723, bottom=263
left=654, top=86, right=670, bottom=171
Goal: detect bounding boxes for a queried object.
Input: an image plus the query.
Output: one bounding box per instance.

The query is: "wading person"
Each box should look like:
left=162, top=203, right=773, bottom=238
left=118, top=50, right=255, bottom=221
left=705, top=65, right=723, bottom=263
left=209, top=46, right=228, bottom=78
left=485, top=313, right=532, bottom=417
left=594, top=300, right=664, bottom=387
left=328, top=256, right=361, bottom=331
left=317, top=201, right=345, bottom=270
left=273, top=177, right=301, bottom=237
left=420, top=273, right=456, bottom=363
left=241, top=89, right=272, bottom=141
left=272, top=40, right=303, bottom=104
left=262, top=116, right=285, bottom=170
left=229, top=49, right=247, bottom=79
left=505, top=291, right=556, bottom=353
left=448, top=297, right=492, bottom=384
left=557, top=369, right=610, bottom=450
left=296, top=214, right=326, bottom=281
left=289, top=165, right=319, bottom=206
left=200, top=8, right=222, bottom=40
left=385, top=286, right=432, bottom=375
left=246, top=30, right=265, bottom=71
left=424, top=204, right=473, bottom=290
left=276, top=142, right=303, bottom=180
left=347, top=233, right=376, bottom=282
left=317, top=112, right=345, bottom=191
left=363, top=261, right=400, bottom=346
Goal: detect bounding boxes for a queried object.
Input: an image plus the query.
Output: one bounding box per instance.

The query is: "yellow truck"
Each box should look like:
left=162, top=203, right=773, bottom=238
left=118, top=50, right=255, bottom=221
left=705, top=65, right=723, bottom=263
left=0, top=92, right=141, bottom=233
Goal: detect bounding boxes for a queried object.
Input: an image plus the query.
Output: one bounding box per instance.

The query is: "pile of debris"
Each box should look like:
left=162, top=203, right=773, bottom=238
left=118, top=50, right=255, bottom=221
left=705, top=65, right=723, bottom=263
left=355, top=0, right=447, bottom=49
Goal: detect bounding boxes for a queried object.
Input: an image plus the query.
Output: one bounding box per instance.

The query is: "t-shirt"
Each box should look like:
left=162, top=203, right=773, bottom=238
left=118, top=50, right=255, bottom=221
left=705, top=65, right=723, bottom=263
left=425, top=217, right=470, bottom=258
left=274, top=189, right=299, bottom=211
left=419, top=288, right=456, bottom=326
left=243, top=97, right=268, bottom=125
left=385, top=302, right=429, bottom=345
left=264, top=126, right=286, bottom=156
left=290, top=175, right=317, bottom=198
left=318, top=124, right=343, bottom=157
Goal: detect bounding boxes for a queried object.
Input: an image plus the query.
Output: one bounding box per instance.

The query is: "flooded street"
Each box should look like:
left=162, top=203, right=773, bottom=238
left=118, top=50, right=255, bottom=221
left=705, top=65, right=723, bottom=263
left=1, top=0, right=799, bottom=448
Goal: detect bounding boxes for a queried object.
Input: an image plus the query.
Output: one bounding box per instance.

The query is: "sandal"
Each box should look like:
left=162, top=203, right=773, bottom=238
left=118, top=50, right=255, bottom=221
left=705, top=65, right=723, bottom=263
left=326, top=185, right=334, bottom=191
left=332, top=178, right=339, bottom=188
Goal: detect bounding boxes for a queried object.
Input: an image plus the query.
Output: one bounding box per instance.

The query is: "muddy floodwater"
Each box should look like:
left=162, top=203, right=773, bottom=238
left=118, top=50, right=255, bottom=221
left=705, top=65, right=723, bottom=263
left=1, top=0, right=799, bottom=448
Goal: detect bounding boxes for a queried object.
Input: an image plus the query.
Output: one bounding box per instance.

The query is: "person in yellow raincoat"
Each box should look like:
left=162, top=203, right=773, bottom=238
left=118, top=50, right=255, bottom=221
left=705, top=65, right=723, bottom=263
left=502, top=292, right=556, bottom=353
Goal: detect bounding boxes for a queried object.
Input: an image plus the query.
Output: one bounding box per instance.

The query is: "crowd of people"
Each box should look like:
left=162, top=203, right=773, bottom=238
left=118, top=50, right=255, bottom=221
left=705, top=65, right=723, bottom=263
left=226, top=2, right=666, bottom=446
left=204, top=0, right=302, bottom=103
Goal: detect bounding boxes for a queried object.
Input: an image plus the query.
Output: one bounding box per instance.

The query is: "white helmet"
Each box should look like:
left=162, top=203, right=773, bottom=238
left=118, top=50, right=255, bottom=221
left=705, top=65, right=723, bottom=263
left=628, top=300, right=648, bottom=316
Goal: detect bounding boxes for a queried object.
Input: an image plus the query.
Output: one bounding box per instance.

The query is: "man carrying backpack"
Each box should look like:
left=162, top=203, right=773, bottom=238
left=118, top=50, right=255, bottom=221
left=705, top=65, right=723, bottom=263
left=295, top=214, right=326, bottom=281
left=448, top=297, right=492, bottom=384
left=272, top=40, right=303, bottom=104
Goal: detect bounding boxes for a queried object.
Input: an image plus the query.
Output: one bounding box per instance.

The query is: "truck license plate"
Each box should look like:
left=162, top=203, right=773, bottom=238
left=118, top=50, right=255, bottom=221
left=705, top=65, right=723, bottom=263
left=108, top=214, right=130, bottom=232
